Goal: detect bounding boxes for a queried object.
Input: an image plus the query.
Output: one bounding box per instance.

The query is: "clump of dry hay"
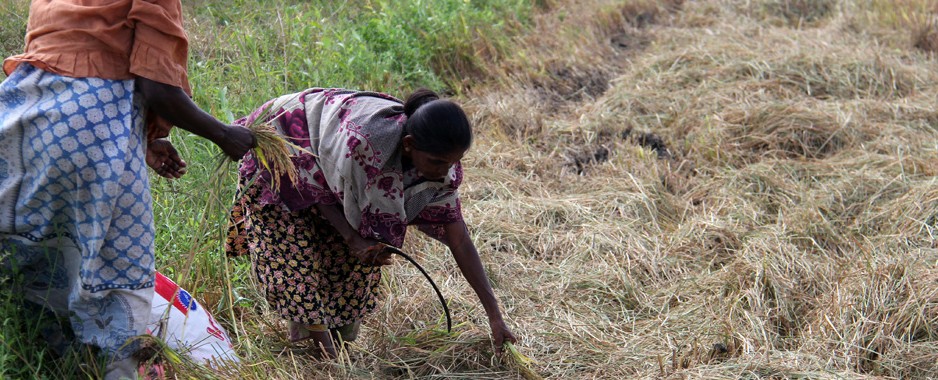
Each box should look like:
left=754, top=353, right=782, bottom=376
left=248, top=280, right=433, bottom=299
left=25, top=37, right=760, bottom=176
left=913, top=17, right=938, bottom=53
left=720, top=102, right=848, bottom=162
left=756, top=0, right=838, bottom=27
left=808, top=253, right=938, bottom=377
left=844, top=0, right=938, bottom=54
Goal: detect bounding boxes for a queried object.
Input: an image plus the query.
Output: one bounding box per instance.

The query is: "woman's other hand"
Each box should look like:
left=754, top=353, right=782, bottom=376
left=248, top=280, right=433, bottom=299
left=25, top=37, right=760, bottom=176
left=146, top=139, right=187, bottom=179
left=314, top=203, right=392, bottom=266
left=348, top=236, right=393, bottom=266
left=490, top=318, right=518, bottom=352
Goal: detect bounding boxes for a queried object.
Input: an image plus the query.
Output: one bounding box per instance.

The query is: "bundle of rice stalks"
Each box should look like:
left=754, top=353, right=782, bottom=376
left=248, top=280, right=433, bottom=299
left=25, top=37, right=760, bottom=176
left=248, top=125, right=300, bottom=191
left=218, top=104, right=307, bottom=191
left=503, top=342, right=543, bottom=380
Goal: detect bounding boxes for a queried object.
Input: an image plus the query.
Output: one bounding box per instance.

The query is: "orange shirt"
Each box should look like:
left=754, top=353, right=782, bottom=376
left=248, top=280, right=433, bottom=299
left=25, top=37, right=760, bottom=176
left=3, top=0, right=192, bottom=141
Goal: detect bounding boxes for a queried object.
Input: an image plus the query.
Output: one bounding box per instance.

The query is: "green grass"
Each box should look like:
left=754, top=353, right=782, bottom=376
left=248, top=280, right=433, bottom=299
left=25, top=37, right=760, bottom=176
left=184, top=0, right=534, bottom=115
left=0, top=1, right=27, bottom=57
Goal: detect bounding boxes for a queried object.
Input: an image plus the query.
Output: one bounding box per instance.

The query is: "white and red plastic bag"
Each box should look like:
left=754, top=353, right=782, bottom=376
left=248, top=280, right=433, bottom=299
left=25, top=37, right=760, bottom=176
left=148, top=271, right=239, bottom=367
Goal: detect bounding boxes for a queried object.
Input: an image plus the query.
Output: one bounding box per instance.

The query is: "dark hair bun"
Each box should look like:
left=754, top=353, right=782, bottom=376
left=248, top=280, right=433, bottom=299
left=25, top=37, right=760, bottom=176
left=402, top=89, right=472, bottom=155
left=403, top=88, right=440, bottom=117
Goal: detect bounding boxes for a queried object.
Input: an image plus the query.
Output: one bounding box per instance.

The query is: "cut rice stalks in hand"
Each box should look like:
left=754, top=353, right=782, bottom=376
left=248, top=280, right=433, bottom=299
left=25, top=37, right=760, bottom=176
left=503, top=342, right=543, bottom=380
left=248, top=123, right=302, bottom=191
left=216, top=104, right=310, bottom=191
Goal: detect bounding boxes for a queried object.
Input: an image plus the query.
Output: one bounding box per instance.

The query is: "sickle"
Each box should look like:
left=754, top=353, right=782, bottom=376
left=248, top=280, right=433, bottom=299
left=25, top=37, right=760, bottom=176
left=382, top=246, right=452, bottom=333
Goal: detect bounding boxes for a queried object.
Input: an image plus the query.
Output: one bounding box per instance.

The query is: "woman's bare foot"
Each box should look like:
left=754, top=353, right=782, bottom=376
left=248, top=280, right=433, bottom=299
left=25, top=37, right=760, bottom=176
left=306, top=330, right=337, bottom=359
left=288, top=321, right=337, bottom=359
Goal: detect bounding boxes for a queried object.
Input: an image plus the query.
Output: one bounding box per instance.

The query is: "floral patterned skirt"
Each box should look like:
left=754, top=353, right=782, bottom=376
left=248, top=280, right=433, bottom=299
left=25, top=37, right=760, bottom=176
left=225, top=176, right=381, bottom=328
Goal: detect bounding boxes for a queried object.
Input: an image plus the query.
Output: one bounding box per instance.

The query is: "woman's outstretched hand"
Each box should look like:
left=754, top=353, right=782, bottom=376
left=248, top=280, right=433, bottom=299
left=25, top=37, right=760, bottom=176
left=348, top=236, right=394, bottom=266
left=218, top=124, right=256, bottom=161
left=146, top=139, right=188, bottom=179
left=490, top=318, right=518, bottom=352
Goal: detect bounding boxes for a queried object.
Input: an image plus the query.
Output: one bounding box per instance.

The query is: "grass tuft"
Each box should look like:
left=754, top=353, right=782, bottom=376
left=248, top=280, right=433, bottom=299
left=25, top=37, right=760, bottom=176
left=503, top=342, right=543, bottom=380
left=761, top=0, right=838, bottom=27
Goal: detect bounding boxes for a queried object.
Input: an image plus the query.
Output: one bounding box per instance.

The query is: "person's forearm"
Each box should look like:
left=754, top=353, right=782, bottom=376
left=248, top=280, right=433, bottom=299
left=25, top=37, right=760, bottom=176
left=446, top=222, right=504, bottom=322
left=457, top=252, right=503, bottom=321
left=135, top=77, right=226, bottom=142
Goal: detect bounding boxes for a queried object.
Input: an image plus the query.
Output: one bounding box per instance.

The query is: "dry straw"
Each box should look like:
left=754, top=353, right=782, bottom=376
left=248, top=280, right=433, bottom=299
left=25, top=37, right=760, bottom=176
left=456, top=0, right=938, bottom=378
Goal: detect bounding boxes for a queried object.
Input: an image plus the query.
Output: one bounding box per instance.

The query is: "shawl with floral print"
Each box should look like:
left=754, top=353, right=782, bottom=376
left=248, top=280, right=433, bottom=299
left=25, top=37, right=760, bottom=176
left=236, top=88, right=463, bottom=247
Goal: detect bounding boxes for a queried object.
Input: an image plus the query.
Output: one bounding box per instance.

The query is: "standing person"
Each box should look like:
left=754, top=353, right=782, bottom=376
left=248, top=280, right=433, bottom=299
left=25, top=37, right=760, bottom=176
left=225, top=87, right=517, bottom=358
left=0, top=1, right=255, bottom=378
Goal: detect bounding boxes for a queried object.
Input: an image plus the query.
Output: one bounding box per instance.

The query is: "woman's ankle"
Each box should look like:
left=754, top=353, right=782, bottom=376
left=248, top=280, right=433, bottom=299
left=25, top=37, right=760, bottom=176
left=307, top=330, right=337, bottom=359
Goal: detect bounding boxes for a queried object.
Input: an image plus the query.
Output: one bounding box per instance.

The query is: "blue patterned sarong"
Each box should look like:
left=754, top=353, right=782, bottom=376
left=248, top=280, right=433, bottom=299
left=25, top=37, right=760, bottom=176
left=0, top=63, right=155, bottom=372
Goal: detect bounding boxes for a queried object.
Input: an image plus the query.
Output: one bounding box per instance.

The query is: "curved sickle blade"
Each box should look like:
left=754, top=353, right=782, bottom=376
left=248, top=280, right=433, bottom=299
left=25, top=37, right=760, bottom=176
left=384, top=246, right=452, bottom=333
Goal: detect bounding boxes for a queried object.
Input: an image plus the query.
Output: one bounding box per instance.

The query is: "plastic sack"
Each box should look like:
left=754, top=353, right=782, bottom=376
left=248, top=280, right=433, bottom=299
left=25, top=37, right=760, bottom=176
left=148, top=271, right=239, bottom=367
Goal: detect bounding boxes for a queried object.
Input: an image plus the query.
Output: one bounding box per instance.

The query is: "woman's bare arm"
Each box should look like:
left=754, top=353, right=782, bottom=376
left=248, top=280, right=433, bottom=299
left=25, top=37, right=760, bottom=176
left=135, top=77, right=254, bottom=160
left=443, top=220, right=517, bottom=349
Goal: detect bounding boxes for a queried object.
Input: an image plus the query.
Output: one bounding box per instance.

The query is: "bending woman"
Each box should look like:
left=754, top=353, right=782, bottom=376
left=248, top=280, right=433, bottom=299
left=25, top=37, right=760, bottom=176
left=225, top=88, right=517, bottom=358
left=0, top=1, right=254, bottom=378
